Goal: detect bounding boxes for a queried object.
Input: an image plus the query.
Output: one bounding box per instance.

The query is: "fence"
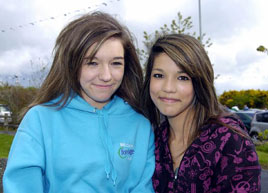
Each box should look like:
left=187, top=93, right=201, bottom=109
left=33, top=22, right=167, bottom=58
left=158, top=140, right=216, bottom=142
left=0, top=115, right=18, bottom=130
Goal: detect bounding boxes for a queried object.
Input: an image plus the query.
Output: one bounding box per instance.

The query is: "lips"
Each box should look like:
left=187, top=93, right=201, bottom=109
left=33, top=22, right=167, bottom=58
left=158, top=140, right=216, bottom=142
left=93, top=84, right=113, bottom=89
left=159, top=97, right=180, bottom=103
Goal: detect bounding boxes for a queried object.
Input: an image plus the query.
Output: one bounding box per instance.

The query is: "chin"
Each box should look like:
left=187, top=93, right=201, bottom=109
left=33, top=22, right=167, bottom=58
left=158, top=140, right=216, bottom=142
left=159, top=107, right=190, bottom=119
left=159, top=110, right=178, bottom=118
left=96, top=98, right=111, bottom=103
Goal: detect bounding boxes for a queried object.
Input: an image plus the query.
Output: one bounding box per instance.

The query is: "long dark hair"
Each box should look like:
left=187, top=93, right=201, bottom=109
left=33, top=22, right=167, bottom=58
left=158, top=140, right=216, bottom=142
left=142, top=34, right=247, bottom=146
left=24, top=11, right=143, bottom=115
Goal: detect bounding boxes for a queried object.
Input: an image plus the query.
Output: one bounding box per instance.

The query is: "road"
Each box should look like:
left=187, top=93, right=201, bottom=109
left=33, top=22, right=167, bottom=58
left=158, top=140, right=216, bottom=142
left=262, top=169, right=268, bottom=193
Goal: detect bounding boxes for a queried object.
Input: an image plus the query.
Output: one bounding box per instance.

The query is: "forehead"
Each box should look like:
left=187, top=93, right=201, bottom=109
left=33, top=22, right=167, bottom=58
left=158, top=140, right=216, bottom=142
left=85, top=37, right=124, bottom=58
left=153, top=52, right=183, bottom=72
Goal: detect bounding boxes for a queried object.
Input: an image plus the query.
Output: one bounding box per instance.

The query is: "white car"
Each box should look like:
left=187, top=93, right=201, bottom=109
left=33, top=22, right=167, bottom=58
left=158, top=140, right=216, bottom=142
left=250, top=111, right=268, bottom=139
left=0, top=104, right=12, bottom=124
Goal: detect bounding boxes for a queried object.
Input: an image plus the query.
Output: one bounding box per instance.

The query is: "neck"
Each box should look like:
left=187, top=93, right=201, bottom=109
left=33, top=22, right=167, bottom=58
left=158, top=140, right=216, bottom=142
left=167, top=108, right=194, bottom=145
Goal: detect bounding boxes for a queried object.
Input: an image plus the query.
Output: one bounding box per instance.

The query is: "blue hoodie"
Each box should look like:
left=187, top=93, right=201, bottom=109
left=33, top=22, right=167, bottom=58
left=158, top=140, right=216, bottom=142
left=3, top=95, right=155, bottom=193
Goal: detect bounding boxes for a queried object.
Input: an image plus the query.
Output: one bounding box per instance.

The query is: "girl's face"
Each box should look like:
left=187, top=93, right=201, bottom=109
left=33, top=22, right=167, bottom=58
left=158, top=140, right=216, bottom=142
left=150, top=52, right=194, bottom=119
left=79, top=37, right=125, bottom=109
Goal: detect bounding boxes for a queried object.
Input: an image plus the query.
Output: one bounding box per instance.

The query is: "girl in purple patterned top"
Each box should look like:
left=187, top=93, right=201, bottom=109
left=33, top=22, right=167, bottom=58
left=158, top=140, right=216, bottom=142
left=141, top=34, right=261, bottom=193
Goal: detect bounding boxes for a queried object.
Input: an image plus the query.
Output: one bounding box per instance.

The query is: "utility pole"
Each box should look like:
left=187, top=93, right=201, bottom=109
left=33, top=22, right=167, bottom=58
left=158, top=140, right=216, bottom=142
left=198, top=0, right=202, bottom=43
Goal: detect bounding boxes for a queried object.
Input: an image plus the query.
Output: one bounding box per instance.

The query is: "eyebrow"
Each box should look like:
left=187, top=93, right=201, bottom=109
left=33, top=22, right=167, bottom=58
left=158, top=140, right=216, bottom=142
left=152, top=68, right=164, bottom=72
left=84, top=56, right=124, bottom=60
left=152, top=68, right=185, bottom=74
left=112, top=56, right=124, bottom=60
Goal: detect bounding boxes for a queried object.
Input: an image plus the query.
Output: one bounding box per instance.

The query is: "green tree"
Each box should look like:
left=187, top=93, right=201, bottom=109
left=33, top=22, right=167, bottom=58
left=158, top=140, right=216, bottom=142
left=138, top=12, right=213, bottom=63
left=0, top=83, right=38, bottom=123
left=219, top=89, right=268, bottom=109
left=0, top=59, right=49, bottom=125
left=257, top=45, right=268, bottom=55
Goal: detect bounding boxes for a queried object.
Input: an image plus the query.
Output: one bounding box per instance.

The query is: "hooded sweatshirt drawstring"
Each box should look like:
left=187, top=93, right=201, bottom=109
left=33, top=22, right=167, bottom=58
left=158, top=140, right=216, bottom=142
left=98, top=109, right=117, bottom=186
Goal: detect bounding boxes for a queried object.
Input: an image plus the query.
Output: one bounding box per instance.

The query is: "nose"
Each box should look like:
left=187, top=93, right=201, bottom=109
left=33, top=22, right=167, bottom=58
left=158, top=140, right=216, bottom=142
left=99, top=64, right=112, bottom=82
left=163, top=78, right=176, bottom=93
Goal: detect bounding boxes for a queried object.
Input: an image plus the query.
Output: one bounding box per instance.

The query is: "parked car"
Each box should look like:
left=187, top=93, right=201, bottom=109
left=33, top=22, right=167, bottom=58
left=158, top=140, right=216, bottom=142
left=250, top=111, right=268, bottom=139
left=235, top=111, right=253, bottom=133
left=0, top=104, right=12, bottom=124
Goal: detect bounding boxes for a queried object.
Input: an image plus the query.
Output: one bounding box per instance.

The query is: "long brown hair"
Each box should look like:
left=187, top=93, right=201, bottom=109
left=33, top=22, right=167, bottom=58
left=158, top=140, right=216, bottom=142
left=24, top=12, right=143, bottom=115
left=141, top=34, right=244, bottom=146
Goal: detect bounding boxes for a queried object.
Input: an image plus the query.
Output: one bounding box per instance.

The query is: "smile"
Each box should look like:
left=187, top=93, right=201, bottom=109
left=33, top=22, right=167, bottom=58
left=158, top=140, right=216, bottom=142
left=94, top=84, right=113, bottom=89
left=159, top=97, right=180, bottom=103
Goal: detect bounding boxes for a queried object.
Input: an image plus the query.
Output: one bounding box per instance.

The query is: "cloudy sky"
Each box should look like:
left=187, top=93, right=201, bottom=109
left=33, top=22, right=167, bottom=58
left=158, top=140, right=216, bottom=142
left=0, top=0, right=267, bottom=94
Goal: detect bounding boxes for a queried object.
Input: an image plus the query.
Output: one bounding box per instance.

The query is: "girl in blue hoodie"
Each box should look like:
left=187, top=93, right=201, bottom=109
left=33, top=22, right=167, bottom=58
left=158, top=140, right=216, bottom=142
left=3, top=11, right=155, bottom=193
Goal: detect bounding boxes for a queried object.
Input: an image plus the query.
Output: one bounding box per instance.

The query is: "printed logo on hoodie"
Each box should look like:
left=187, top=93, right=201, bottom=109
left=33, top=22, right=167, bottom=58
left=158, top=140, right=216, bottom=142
left=118, top=143, right=135, bottom=160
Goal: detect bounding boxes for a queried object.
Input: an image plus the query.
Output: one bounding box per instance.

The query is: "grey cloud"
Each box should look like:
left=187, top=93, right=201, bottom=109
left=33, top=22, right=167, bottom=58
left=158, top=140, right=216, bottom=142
left=201, top=0, right=257, bottom=41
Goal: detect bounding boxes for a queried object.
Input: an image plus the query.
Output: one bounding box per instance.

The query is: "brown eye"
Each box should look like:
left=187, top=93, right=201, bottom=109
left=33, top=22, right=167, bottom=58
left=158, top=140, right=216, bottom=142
left=112, top=62, right=123, bottom=66
left=87, top=61, right=98, bottom=66
left=178, top=76, right=189, bottom=81
left=153, top=74, right=163, bottom=78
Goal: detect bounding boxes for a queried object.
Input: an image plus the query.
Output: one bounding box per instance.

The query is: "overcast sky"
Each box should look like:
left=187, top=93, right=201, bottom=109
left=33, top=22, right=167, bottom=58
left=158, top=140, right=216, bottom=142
left=0, top=0, right=267, bottom=94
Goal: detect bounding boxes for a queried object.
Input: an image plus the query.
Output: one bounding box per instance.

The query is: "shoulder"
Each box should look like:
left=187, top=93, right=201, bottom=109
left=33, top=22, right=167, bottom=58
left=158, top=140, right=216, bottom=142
left=27, top=94, right=78, bottom=115
left=26, top=104, right=58, bottom=116
left=200, top=116, right=258, bottom=162
left=112, top=96, right=149, bottom=120
left=197, top=116, right=253, bottom=156
left=21, top=101, right=63, bottom=127
left=192, top=117, right=260, bottom=180
left=215, top=116, right=249, bottom=144
left=111, top=96, right=153, bottom=130
left=200, top=116, right=248, bottom=141
left=19, top=105, right=51, bottom=127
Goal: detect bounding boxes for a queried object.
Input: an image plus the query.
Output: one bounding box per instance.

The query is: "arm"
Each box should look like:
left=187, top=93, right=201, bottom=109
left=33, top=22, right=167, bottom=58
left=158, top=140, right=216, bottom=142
left=3, top=108, right=46, bottom=193
left=131, top=125, right=155, bottom=193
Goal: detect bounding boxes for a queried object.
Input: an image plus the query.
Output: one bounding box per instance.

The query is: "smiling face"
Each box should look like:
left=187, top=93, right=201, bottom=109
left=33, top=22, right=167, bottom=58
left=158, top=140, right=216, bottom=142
left=79, top=37, right=125, bottom=109
left=149, top=52, right=194, bottom=120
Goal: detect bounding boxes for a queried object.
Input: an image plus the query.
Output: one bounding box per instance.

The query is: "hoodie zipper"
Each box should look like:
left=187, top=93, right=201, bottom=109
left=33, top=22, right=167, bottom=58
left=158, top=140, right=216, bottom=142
left=174, top=167, right=179, bottom=181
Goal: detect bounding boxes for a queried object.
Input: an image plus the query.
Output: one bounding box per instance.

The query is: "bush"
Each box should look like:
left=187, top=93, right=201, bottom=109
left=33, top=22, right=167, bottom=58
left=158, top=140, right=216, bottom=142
left=258, top=129, right=268, bottom=141
left=219, top=89, right=268, bottom=109
left=0, top=84, right=38, bottom=124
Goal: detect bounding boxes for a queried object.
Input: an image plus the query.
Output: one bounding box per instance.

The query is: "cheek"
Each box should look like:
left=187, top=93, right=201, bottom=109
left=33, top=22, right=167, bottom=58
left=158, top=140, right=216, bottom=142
left=80, top=68, right=97, bottom=82
left=113, top=68, right=125, bottom=81
left=149, top=79, right=159, bottom=99
left=119, top=68, right=125, bottom=80
left=179, top=84, right=194, bottom=100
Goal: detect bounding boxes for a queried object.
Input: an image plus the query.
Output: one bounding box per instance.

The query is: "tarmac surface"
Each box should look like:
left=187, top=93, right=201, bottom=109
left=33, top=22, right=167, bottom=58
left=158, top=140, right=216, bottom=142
left=262, top=169, right=268, bottom=193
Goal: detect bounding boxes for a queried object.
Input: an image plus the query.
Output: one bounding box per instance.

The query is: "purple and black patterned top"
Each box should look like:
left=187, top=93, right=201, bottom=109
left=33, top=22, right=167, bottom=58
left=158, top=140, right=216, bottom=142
left=153, top=117, right=261, bottom=193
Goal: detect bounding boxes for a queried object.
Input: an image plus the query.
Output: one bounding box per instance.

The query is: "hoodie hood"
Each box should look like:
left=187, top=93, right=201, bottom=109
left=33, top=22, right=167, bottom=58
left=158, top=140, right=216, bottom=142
left=50, top=93, right=133, bottom=116
left=51, top=94, right=134, bottom=186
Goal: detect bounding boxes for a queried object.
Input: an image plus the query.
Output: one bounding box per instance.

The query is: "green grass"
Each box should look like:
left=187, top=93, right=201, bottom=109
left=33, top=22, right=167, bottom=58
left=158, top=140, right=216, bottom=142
left=0, top=134, right=14, bottom=158
left=256, top=142, right=268, bottom=170
left=256, top=143, right=268, bottom=153
left=256, top=151, right=268, bottom=170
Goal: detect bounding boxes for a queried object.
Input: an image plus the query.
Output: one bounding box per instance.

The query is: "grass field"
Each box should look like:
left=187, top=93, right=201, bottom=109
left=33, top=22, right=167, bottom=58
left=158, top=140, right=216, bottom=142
left=256, top=142, right=268, bottom=170
left=0, top=134, right=14, bottom=158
